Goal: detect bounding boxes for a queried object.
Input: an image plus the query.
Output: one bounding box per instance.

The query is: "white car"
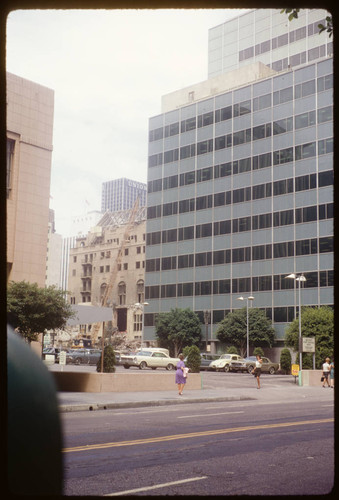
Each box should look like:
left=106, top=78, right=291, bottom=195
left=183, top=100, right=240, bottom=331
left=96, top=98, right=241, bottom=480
left=121, top=350, right=180, bottom=370
left=209, top=354, right=247, bottom=373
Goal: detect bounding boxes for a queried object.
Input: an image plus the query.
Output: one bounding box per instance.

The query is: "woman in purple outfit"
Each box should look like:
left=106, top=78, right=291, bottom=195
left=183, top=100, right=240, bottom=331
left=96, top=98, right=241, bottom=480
left=175, top=353, right=186, bottom=395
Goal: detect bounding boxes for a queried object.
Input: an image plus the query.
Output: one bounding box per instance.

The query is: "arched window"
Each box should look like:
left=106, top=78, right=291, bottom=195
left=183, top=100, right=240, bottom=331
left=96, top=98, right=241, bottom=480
left=118, top=281, right=126, bottom=305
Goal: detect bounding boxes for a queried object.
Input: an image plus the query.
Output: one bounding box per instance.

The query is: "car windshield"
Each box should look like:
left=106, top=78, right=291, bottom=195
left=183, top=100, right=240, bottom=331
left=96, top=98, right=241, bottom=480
left=137, top=351, right=152, bottom=356
left=220, top=354, right=232, bottom=359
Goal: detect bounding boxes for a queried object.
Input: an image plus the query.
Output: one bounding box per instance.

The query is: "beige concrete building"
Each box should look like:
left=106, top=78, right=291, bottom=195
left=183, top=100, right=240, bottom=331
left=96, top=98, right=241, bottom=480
left=6, top=72, right=54, bottom=287
left=68, top=207, right=146, bottom=343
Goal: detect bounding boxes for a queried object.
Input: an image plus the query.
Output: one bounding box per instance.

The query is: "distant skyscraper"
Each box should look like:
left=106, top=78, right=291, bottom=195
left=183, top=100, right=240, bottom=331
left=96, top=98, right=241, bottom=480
left=101, top=178, right=147, bottom=212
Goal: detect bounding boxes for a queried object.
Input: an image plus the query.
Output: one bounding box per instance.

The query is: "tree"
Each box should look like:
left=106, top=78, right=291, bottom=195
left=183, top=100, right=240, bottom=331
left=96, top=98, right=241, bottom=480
left=216, top=308, right=275, bottom=357
left=7, top=281, right=75, bottom=343
left=155, top=308, right=202, bottom=357
left=280, top=348, right=292, bottom=374
left=284, top=306, right=333, bottom=369
left=97, top=345, right=116, bottom=373
left=183, top=345, right=201, bottom=373
left=281, top=9, right=333, bottom=37
left=253, top=347, right=264, bottom=357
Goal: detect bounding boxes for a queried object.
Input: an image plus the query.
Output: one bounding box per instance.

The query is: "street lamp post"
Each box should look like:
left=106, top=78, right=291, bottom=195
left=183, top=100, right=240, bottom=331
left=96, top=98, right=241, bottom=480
left=286, top=273, right=306, bottom=370
left=237, top=295, right=254, bottom=358
left=203, top=310, right=210, bottom=351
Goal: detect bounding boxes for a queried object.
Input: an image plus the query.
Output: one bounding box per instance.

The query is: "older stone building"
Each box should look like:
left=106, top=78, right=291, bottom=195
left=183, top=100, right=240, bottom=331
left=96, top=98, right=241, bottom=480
left=67, top=206, right=147, bottom=343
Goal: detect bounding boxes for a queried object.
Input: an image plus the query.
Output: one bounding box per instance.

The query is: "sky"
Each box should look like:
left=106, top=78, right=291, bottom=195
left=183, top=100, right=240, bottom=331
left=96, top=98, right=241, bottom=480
left=6, top=8, right=249, bottom=236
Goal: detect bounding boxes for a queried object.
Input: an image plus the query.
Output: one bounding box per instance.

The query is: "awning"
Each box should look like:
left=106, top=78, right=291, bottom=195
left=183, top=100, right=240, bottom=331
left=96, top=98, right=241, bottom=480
left=66, top=305, right=113, bottom=326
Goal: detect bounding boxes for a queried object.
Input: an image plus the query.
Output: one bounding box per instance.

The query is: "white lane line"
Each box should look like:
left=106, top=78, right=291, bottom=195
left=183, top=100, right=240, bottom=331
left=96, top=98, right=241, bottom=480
left=178, top=411, right=244, bottom=419
left=104, top=476, right=208, bottom=496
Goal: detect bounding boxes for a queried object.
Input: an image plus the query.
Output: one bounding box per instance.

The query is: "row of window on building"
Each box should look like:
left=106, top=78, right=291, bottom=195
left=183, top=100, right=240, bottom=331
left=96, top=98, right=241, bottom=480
left=147, top=170, right=332, bottom=219
left=146, top=235, right=333, bottom=272
left=148, top=73, right=332, bottom=143
left=149, top=123, right=332, bottom=167
left=144, top=302, right=333, bottom=327
left=146, top=200, right=333, bottom=246
left=238, top=17, right=328, bottom=61
left=145, top=269, right=333, bottom=301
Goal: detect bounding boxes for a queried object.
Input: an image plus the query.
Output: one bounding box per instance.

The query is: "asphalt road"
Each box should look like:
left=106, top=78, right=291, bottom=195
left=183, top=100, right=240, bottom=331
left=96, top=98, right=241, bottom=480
left=60, top=375, right=334, bottom=496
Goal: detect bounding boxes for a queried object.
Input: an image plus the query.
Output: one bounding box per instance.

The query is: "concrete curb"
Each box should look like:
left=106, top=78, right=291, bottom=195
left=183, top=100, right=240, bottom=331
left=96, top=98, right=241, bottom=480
left=58, top=394, right=256, bottom=412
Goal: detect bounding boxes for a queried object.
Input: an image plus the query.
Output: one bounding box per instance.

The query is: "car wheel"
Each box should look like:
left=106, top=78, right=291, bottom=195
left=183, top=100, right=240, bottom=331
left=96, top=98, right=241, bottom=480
left=151, top=367, right=156, bottom=370
left=139, top=361, right=147, bottom=370
left=248, top=365, right=254, bottom=373
left=74, top=358, right=81, bottom=365
left=166, top=363, right=175, bottom=371
left=123, top=365, right=130, bottom=369
left=224, top=364, right=230, bottom=372
left=269, top=367, right=276, bottom=375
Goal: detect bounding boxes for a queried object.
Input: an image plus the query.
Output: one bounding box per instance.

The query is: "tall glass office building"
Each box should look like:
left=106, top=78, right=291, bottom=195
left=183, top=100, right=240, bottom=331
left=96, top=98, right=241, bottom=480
left=101, top=177, right=147, bottom=212
left=144, top=9, right=333, bottom=353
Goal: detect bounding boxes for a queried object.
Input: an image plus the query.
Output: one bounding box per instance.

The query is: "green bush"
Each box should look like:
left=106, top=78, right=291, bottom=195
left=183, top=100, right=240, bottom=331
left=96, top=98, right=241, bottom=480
left=227, top=346, right=238, bottom=354
left=280, top=348, right=292, bottom=374
left=184, top=345, right=201, bottom=373
left=253, top=347, right=264, bottom=357
left=97, top=345, right=116, bottom=373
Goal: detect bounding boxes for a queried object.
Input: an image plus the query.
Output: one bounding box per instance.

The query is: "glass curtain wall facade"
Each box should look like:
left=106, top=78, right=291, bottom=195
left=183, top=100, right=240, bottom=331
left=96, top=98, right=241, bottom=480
left=101, top=178, right=147, bottom=212
left=144, top=56, right=333, bottom=348
left=208, top=8, right=333, bottom=78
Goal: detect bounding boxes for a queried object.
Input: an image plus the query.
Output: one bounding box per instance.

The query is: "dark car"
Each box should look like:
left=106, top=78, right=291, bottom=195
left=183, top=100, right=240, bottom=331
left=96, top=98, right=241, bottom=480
left=244, top=356, right=279, bottom=374
left=66, top=348, right=102, bottom=365
left=200, top=353, right=222, bottom=370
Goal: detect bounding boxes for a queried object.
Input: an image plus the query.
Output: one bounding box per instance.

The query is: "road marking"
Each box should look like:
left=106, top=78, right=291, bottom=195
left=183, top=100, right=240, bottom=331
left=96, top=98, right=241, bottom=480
left=104, top=476, right=208, bottom=496
left=178, top=411, right=244, bottom=419
left=63, top=418, right=333, bottom=453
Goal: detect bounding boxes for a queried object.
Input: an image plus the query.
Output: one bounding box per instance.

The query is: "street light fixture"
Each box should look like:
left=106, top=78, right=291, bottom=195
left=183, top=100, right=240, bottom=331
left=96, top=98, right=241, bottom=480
left=203, top=310, right=211, bottom=351
left=237, top=295, right=254, bottom=358
left=286, top=273, right=306, bottom=370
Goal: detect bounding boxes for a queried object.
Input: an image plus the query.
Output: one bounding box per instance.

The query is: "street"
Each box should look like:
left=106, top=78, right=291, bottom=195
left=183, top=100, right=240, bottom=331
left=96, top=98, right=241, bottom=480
left=59, top=371, right=334, bottom=496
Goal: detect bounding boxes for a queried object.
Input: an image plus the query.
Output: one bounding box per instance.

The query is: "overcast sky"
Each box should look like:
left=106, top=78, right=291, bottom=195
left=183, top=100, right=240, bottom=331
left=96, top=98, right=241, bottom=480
left=6, top=8, right=249, bottom=236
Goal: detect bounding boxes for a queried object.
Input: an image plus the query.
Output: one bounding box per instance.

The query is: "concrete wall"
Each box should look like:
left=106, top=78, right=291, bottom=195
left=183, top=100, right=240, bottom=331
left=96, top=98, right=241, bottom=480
left=53, top=371, right=202, bottom=392
left=300, top=370, right=327, bottom=387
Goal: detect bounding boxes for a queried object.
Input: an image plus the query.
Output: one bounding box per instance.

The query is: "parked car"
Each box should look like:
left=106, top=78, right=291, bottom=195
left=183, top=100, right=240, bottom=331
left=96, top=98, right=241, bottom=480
left=66, top=348, right=102, bottom=365
left=120, top=350, right=180, bottom=370
left=199, top=353, right=222, bottom=371
left=209, top=354, right=247, bottom=372
left=244, top=356, right=279, bottom=374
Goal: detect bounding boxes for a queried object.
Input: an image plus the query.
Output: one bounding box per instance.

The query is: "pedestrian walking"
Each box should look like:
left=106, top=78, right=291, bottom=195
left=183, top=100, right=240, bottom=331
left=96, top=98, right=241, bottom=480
left=322, top=357, right=331, bottom=387
left=252, top=354, right=263, bottom=389
left=329, top=360, right=334, bottom=388
left=175, top=354, right=186, bottom=395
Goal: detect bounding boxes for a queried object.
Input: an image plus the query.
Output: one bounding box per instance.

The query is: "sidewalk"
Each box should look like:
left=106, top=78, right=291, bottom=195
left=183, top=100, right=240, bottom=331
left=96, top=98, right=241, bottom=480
left=57, top=383, right=334, bottom=412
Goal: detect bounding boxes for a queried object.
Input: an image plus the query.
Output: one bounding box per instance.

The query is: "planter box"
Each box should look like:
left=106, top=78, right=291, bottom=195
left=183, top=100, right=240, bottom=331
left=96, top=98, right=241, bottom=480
left=53, top=371, right=202, bottom=393
left=299, top=370, right=324, bottom=386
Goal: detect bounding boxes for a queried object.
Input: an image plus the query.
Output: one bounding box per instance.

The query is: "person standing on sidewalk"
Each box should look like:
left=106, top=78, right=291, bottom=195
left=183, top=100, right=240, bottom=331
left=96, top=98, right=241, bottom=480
left=322, top=357, right=331, bottom=387
left=252, top=354, right=263, bottom=389
left=330, top=360, right=334, bottom=388
left=175, top=354, right=186, bottom=395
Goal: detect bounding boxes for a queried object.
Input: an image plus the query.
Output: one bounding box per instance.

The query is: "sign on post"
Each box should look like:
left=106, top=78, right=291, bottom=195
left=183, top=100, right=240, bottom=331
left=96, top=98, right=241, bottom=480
left=291, top=364, right=299, bottom=376
left=59, top=351, right=67, bottom=365
left=291, top=364, right=299, bottom=384
left=301, top=337, right=315, bottom=353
